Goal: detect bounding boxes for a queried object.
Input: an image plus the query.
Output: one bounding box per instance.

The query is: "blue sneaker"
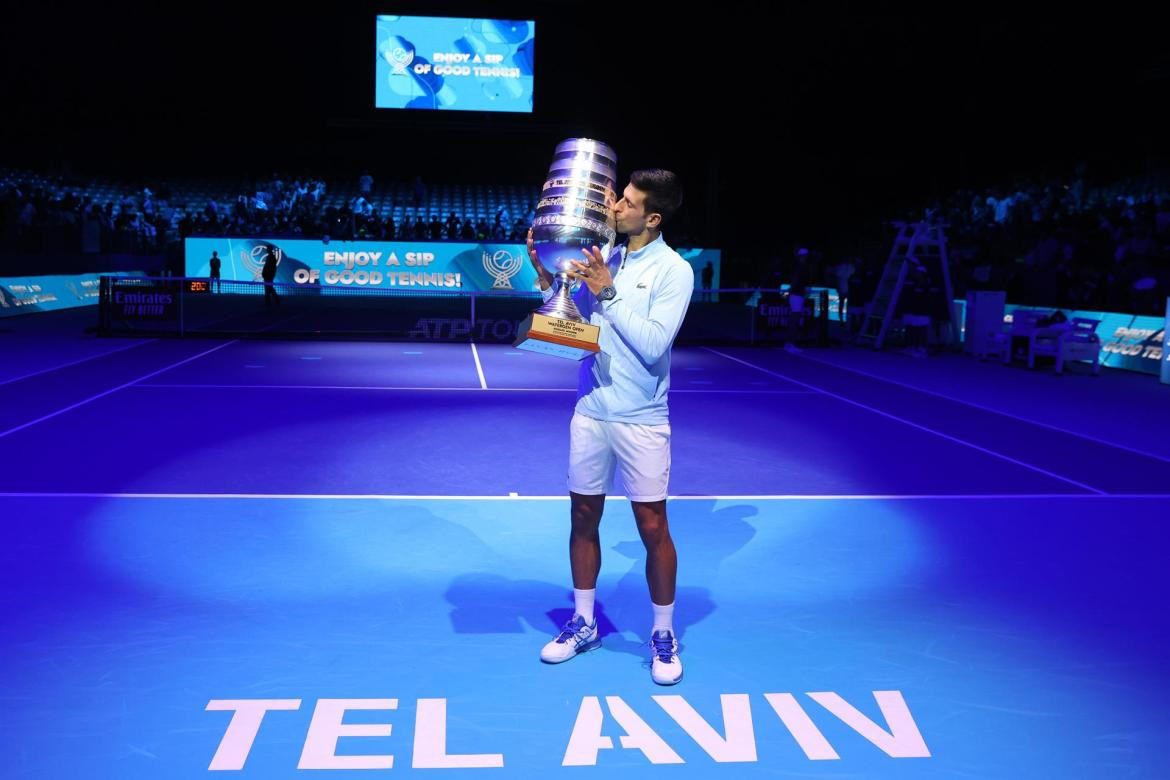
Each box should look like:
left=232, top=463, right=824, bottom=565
left=540, top=615, right=600, bottom=663
left=650, top=629, right=683, bottom=685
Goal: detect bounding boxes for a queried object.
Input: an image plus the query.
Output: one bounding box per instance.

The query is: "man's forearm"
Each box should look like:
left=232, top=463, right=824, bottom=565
left=600, top=277, right=692, bottom=363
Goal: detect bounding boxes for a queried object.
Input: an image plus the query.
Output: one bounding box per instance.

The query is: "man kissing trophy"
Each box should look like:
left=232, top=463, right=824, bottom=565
left=514, top=138, right=617, bottom=359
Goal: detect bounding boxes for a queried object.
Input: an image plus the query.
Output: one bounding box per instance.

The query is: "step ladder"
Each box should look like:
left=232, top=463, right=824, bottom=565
left=857, top=221, right=956, bottom=349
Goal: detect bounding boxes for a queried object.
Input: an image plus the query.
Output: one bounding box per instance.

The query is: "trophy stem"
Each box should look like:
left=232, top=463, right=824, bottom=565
left=535, top=272, right=586, bottom=323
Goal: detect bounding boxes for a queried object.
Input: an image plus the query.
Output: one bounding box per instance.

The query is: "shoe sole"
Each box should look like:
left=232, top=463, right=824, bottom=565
left=540, top=637, right=601, bottom=664
left=652, top=668, right=683, bottom=685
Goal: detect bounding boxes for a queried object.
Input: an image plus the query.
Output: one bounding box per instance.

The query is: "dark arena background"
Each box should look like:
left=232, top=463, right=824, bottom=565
left=2, top=3, right=1169, bottom=778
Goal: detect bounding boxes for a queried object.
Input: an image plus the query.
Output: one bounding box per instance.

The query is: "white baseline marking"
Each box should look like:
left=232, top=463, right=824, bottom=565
left=2, top=493, right=1167, bottom=501
left=0, top=339, right=156, bottom=387
left=704, top=347, right=1107, bottom=495
left=796, top=350, right=1170, bottom=466
left=136, top=384, right=562, bottom=392
left=130, top=384, right=816, bottom=394
left=0, top=341, right=237, bottom=440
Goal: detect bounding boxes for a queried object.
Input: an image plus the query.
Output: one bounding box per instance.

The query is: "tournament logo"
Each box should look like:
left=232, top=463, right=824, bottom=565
left=482, top=249, right=523, bottom=289
left=387, top=46, right=415, bottom=76
left=240, top=245, right=282, bottom=281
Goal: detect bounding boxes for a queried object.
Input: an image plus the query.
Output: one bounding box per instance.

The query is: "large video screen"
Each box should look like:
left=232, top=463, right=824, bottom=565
left=375, top=16, right=535, bottom=113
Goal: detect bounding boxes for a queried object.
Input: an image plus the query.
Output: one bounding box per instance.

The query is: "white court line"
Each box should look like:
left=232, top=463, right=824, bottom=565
left=704, top=347, right=1108, bottom=496
left=796, top=350, right=1170, bottom=466
left=131, top=384, right=817, bottom=394
left=470, top=343, right=488, bottom=389
left=0, top=310, right=293, bottom=392
left=136, top=383, right=564, bottom=391
left=0, top=341, right=237, bottom=441
left=2, top=492, right=1168, bottom=501
left=0, top=339, right=156, bottom=387
left=670, top=389, right=817, bottom=394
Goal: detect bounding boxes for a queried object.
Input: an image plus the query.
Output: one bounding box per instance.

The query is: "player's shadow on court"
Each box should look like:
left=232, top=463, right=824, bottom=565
left=445, top=500, right=757, bottom=659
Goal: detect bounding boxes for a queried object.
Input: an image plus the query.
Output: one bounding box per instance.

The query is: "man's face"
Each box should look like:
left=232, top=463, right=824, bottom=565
left=611, top=183, right=658, bottom=236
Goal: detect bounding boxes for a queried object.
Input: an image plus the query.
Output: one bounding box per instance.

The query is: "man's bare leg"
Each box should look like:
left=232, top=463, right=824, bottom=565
left=569, top=491, right=605, bottom=589
left=632, top=499, right=676, bottom=605
left=634, top=498, right=683, bottom=684
left=540, top=491, right=606, bottom=664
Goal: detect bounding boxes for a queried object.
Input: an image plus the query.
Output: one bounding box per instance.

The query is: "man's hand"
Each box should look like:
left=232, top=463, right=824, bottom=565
left=526, top=228, right=554, bottom=291
left=568, top=246, right=614, bottom=297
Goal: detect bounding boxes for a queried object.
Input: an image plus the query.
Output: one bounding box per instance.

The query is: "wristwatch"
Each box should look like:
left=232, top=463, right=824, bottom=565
left=597, top=285, right=617, bottom=302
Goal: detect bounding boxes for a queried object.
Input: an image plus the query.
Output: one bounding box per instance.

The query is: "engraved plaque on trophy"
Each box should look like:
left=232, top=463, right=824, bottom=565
left=514, top=138, right=617, bottom=360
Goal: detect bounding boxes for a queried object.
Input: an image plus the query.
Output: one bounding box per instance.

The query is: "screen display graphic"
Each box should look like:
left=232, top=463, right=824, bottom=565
left=375, top=16, right=535, bottom=113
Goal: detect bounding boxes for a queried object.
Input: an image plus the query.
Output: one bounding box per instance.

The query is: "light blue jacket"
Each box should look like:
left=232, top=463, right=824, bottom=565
left=543, top=234, right=694, bottom=424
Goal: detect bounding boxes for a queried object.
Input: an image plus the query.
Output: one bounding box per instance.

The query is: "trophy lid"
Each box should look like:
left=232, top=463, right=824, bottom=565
left=553, top=138, right=617, bottom=169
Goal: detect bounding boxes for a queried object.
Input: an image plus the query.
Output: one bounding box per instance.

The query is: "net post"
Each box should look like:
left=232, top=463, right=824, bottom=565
left=470, top=291, right=477, bottom=343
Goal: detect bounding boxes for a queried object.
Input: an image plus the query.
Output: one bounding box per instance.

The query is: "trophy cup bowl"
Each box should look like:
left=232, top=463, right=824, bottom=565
left=514, top=138, right=618, bottom=360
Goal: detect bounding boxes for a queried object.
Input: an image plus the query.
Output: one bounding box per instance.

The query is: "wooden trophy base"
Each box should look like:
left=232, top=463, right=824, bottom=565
left=513, top=313, right=601, bottom=360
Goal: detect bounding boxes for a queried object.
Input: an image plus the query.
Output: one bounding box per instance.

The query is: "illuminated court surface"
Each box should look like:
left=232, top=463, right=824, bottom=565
left=1, top=322, right=1168, bottom=778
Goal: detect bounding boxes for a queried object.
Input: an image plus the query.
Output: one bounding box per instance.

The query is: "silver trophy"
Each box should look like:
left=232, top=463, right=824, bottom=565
left=529, top=138, right=618, bottom=324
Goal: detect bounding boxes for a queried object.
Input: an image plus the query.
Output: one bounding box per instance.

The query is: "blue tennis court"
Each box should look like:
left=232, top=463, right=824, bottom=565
left=1, top=311, right=1168, bottom=778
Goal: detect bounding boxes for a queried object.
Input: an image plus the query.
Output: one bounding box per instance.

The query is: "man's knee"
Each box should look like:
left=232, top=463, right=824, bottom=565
left=633, top=501, right=669, bottom=541
left=570, top=491, right=604, bottom=531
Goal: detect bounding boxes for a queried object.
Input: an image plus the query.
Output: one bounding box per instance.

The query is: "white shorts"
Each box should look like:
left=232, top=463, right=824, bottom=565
left=568, top=412, right=671, bottom=502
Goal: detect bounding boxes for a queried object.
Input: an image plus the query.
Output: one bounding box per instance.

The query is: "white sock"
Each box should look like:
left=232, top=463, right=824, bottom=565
left=573, top=588, right=596, bottom=625
left=651, top=601, right=675, bottom=635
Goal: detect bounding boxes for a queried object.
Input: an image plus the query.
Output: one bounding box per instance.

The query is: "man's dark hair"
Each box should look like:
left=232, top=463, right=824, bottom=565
left=630, top=169, right=683, bottom=226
